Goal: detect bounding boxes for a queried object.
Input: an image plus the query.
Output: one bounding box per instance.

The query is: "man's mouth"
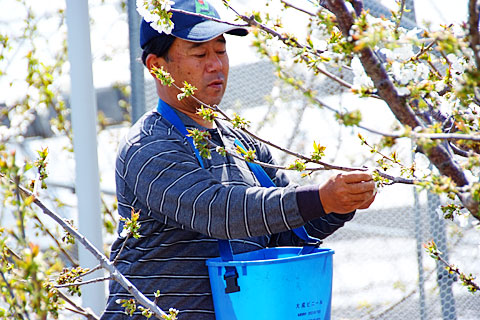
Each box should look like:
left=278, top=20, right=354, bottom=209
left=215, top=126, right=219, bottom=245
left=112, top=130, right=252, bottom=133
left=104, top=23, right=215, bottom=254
left=207, top=79, right=224, bottom=90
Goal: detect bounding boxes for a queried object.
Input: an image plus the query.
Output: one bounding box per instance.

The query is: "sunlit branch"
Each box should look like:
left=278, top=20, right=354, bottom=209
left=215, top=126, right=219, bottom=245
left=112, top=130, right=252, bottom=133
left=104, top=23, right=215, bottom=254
left=113, top=232, right=131, bottom=265
left=208, top=135, right=417, bottom=185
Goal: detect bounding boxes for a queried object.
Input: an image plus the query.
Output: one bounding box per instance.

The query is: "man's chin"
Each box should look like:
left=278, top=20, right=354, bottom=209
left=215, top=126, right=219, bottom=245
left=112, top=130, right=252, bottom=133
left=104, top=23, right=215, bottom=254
left=195, top=95, right=224, bottom=107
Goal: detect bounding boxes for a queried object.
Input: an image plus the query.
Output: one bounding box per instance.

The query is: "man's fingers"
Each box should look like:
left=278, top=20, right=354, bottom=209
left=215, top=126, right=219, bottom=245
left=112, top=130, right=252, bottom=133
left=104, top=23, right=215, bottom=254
left=341, top=171, right=373, bottom=184
left=347, top=180, right=376, bottom=194
left=346, top=191, right=374, bottom=202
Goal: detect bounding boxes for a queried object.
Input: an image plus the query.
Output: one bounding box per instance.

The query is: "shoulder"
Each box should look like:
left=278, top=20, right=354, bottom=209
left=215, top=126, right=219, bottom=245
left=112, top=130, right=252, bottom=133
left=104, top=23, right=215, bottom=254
left=117, top=110, right=189, bottom=159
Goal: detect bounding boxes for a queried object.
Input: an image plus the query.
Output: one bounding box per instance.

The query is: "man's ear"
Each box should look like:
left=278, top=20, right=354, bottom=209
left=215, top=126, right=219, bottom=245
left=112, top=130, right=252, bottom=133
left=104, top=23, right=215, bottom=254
left=146, top=53, right=167, bottom=77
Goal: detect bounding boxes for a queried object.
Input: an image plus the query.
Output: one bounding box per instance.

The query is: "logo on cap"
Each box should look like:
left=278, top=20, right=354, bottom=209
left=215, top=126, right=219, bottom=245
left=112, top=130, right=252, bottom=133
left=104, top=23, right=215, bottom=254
left=195, top=0, right=216, bottom=17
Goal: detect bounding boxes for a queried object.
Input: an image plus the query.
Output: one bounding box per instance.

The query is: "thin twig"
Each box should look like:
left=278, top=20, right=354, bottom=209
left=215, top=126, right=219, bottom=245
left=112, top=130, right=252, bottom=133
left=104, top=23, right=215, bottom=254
left=56, top=290, right=99, bottom=320
left=394, top=0, right=407, bottom=35
left=412, top=39, right=437, bottom=61
left=113, top=232, right=131, bottom=265
left=4, top=244, right=22, bottom=261
left=169, top=8, right=248, bottom=28
left=278, top=70, right=399, bottom=137
left=55, top=275, right=112, bottom=289
left=212, top=129, right=417, bottom=185
left=223, top=1, right=362, bottom=90
left=32, top=215, right=79, bottom=267
left=435, top=253, right=480, bottom=292
left=280, top=0, right=315, bottom=16
left=69, top=264, right=102, bottom=284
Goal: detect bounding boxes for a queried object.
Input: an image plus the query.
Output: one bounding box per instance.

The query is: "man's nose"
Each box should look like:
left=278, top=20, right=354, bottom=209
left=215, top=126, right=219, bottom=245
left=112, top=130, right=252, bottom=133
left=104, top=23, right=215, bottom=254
left=205, top=53, right=223, bottom=72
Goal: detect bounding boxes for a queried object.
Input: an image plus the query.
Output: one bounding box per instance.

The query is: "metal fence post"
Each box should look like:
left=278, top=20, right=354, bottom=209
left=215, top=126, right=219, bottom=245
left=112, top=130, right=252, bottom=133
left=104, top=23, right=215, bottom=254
left=427, top=193, right=457, bottom=320
left=65, top=0, right=106, bottom=314
left=127, top=0, right=146, bottom=123
left=413, top=187, right=427, bottom=320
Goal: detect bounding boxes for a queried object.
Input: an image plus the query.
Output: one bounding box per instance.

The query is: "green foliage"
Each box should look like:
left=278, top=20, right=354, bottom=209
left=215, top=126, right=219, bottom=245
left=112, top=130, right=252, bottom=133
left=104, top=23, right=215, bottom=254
left=336, top=109, right=362, bottom=126
left=236, top=144, right=257, bottom=163
left=56, top=266, right=90, bottom=297
left=287, top=159, right=307, bottom=172
left=187, top=128, right=212, bottom=159
left=151, top=66, right=175, bottom=86
left=231, top=113, right=250, bottom=129
left=120, top=209, right=142, bottom=239
left=311, top=141, right=326, bottom=161
left=177, top=81, right=197, bottom=101
left=424, top=240, right=479, bottom=293
left=197, top=105, right=218, bottom=123
left=161, top=308, right=179, bottom=320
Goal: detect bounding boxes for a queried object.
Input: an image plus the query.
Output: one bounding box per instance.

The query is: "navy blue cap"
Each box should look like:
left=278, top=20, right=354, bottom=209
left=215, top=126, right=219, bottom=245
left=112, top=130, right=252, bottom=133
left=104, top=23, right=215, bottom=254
left=140, top=0, right=248, bottom=49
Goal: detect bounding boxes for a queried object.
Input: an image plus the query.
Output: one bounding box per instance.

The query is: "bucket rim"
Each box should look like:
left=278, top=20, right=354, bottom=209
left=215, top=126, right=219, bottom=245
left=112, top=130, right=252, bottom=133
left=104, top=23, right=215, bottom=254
left=206, top=247, right=334, bottom=267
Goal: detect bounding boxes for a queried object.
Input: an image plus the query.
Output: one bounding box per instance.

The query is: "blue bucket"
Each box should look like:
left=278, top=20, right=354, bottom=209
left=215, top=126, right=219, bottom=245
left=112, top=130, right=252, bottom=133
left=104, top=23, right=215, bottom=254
left=206, top=247, right=334, bottom=320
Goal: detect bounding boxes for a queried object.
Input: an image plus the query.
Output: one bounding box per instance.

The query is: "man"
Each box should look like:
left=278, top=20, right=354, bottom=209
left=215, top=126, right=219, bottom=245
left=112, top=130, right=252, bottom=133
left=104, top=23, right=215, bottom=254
left=101, top=0, right=376, bottom=319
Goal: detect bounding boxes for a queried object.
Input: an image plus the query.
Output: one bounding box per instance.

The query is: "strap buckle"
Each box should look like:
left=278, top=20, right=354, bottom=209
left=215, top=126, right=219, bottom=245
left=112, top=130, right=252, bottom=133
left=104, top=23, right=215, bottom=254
left=223, top=268, right=240, bottom=294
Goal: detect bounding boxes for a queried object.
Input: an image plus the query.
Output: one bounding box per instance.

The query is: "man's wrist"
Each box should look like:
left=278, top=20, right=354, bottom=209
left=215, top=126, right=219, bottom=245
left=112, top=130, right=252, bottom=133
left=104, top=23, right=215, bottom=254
left=296, top=185, right=327, bottom=222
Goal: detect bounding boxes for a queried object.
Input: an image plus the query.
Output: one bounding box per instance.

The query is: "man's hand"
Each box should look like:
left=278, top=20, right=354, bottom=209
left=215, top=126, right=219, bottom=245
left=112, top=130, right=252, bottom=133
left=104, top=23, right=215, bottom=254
left=319, top=171, right=376, bottom=214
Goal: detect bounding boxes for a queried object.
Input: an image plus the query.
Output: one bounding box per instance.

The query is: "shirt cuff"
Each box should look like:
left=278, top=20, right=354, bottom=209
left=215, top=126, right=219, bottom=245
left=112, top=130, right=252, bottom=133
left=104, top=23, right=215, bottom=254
left=295, top=184, right=326, bottom=222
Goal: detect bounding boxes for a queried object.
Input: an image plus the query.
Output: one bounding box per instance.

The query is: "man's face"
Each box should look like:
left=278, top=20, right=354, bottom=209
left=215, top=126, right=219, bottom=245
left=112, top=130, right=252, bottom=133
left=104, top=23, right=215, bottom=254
left=160, top=35, right=229, bottom=108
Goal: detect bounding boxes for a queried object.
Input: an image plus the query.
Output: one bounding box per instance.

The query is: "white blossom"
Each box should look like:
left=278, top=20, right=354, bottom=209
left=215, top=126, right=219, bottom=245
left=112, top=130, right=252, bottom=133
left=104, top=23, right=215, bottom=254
left=396, top=86, right=410, bottom=96
left=456, top=212, right=469, bottom=228
left=351, top=56, right=374, bottom=88
left=136, top=0, right=175, bottom=34
left=447, top=53, right=466, bottom=74
left=393, top=44, right=414, bottom=61
left=137, top=0, right=159, bottom=23
left=391, top=61, right=414, bottom=85
left=150, top=19, right=174, bottom=34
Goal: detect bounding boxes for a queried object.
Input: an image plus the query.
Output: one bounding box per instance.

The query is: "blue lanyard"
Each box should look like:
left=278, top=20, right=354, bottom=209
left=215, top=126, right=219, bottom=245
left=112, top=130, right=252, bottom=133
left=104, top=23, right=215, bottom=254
left=157, top=99, right=206, bottom=169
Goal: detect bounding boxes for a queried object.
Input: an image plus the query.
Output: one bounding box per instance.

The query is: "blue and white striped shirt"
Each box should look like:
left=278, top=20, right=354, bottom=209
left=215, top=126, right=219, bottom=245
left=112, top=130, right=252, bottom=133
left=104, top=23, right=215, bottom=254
left=101, top=108, right=354, bottom=319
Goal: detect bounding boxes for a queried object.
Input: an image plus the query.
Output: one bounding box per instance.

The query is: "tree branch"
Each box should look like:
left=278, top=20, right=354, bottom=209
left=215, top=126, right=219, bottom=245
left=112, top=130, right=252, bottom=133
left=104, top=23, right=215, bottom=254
left=327, top=0, right=477, bottom=217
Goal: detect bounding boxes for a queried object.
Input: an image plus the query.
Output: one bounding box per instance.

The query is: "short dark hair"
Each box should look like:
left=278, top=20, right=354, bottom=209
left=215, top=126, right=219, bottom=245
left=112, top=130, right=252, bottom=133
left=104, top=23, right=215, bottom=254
left=141, top=34, right=176, bottom=66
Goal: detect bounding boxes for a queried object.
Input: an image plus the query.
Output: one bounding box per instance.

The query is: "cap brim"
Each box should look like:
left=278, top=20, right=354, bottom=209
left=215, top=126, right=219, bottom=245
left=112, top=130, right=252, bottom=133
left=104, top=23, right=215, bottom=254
left=172, top=19, right=248, bottom=42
